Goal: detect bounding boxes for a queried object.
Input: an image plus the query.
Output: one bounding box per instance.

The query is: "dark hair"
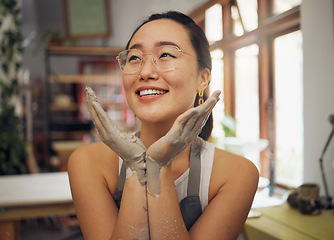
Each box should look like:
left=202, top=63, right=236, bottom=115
left=194, top=92, right=213, bottom=140
left=127, top=11, right=213, bottom=140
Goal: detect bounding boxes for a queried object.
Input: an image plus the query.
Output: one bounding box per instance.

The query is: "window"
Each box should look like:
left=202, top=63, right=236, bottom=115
left=274, top=30, right=303, bottom=187
left=274, top=0, right=302, bottom=15
left=193, top=0, right=302, bottom=187
left=205, top=3, right=223, bottom=43
left=236, top=0, right=258, bottom=32
left=235, top=44, right=261, bottom=170
left=210, top=49, right=225, bottom=145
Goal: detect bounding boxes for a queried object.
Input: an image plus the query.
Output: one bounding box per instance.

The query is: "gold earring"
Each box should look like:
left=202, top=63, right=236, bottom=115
left=198, top=90, right=204, bottom=105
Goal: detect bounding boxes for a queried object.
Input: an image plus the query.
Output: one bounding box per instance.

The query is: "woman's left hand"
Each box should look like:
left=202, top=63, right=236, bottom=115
left=146, top=90, right=221, bottom=196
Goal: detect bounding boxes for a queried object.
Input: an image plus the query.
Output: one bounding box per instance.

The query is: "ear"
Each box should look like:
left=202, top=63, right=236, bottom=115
left=197, top=68, right=211, bottom=91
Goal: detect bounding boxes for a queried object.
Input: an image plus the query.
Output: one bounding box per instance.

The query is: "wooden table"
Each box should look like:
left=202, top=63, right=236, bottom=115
left=244, top=203, right=334, bottom=240
left=0, top=172, right=75, bottom=240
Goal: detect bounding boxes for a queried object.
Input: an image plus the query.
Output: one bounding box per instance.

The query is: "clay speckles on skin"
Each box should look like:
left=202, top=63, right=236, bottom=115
left=128, top=225, right=149, bottom=240
left=156, top=218, right=186, bottom=240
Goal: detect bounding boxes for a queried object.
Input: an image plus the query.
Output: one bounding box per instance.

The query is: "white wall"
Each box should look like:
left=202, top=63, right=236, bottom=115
left=108, top=0, right=208, bottom=47
left=22, top=0, right=207, bottom=79
left=302, top=0, right=334, bottom=197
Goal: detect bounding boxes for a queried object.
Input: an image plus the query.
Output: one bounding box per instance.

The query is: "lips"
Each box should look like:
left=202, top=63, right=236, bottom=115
left=137, top=89, right=168, bottom=97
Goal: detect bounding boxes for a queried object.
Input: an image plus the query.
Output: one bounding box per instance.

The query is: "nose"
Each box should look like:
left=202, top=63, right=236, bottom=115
left=139, top=54, right=158, bottom=80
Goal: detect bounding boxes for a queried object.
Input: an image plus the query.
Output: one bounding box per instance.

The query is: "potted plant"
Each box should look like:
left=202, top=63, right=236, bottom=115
left=0, top=0, right=28, bottom=174
left=34, top=29, right=64, bottom=57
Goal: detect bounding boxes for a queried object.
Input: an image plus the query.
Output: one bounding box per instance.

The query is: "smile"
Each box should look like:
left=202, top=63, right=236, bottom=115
left=138, top=89, right=168, bottom=97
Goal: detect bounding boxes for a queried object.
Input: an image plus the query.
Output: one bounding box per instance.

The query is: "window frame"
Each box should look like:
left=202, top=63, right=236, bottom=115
left=189, top=0, right=301, bottom=180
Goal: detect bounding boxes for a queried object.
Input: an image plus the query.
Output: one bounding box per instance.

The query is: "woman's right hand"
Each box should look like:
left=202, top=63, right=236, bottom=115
left=85, top=87, right=147, bottom=185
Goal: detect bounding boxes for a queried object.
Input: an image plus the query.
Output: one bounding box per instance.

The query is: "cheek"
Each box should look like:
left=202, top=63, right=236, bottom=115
left=162, top=70, right=198, bottom=105
left=163, top=67, right=199, bottom=88
left=122, top=74, right=136, bottom=95
left=122, top=74, right=131, bottom=89
left=121, top=75, right=137, bottom=109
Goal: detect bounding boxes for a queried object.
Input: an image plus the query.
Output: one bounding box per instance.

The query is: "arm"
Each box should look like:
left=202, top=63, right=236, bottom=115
left=68, top=87, right=150, bottom=239
left=85, top=86, right=147, bottom=185
left=111, top=173, right=149, bottom=239
left=68, top=143, right=119, bottom=239
left=68, top=145, right=149, bottom=240
left=147, top=164, right=190, bottom=240
left=147, top=151, right=259, bottom=240
left=145, top=91, right=221, bottom=239
left=146, top=90, right=221, bottom=196
left=189, top=151, right=259, bottom=239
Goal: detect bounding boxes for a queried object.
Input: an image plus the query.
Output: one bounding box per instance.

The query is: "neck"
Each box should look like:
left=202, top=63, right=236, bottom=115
left=139, top=120, right=194, bottom=180
left=139, top=120, right=174, bottom=147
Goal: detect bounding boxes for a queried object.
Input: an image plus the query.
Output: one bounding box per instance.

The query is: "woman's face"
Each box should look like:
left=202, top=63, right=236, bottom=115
left=122, top=19, right=209, bottom=124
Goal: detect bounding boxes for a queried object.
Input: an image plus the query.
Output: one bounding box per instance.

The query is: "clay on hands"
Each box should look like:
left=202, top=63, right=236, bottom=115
left=85, top=86, right=147, bottom=185
left=146, top=90, right=221, bottom=197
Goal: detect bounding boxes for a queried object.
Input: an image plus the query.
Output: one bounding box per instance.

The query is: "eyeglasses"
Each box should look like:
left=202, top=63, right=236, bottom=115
left=116, top=45, right=197, bottom=74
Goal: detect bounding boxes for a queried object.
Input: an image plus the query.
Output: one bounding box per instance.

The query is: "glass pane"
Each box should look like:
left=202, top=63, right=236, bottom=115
left=205, top=3, right=223, bottom=43
left=274, top=30, right=303, bottom=187
left=234, top=44, right=260, bottom=169
left=274, top=0, right=301, bottom=15
left=210, top=49, right=225, bottom=146
left=231, top=5, right=244, bottom=36
left=236, top=0, right=258, bottom=32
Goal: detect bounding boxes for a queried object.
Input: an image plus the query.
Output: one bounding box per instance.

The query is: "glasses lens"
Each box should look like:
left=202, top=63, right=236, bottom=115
left=117, top=49, right=142, bottom=73
left=154, top=46, right=180, bottom=71
left=117, top=46, right=180, bottom=73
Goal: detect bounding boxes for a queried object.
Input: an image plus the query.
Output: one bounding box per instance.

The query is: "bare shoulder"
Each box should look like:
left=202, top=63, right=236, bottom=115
left=67, top=141, right=120, bottom=195
left=209, top=147, right=259, bottom=201
left=191, top=147, right=259, bottom=238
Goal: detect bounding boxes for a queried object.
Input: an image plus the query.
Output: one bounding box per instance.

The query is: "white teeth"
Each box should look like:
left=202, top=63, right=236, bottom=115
left=139, top=89, right=167, bottom=97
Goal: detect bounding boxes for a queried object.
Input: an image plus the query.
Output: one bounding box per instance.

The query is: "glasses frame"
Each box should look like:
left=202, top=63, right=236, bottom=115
left=116, top=45, right=198, bottom=74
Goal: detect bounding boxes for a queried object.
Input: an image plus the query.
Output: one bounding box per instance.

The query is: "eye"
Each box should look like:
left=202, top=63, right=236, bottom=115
left=157, top=46, right=179, bottom=60
left=128, top=55, right=141, bottom=62
left=160, top=52, right=176, bottom=59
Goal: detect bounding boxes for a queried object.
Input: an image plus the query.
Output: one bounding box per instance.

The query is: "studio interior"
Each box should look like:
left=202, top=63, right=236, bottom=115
left=0, top=0, right=333, bottom=239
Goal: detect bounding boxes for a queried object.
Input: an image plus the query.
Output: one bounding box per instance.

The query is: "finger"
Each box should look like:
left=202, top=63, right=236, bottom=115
left=85, top=87, right=98, bottom=120
left=85, top=86, right=107, bottom=130
left=85, top=86, right=98, bottom=102
left=182, top=109, right=199, bottom=133
left=85, top=95, right=107, bottom=138
left=193, top=94, right=220, bottom=135
left=169, top=108, right=197, bottom=135
left=185, top=90, right=221, bottom=136
left=92, top=102, right=119, bottom=134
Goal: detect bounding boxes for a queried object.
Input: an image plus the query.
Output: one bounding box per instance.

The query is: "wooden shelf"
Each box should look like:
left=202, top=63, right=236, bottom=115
left=49, top=74, right=120, bottom=84
left=49, top=102, right=78, bottom=111
left=44, top=45, right=134, bottom=163
left=51, top=131, right=87, bottom=140
left=47, top=45, right=123, bottom=56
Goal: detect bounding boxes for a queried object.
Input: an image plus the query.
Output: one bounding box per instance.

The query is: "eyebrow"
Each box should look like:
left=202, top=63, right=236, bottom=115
left=129, top=41, right=181, bottom=50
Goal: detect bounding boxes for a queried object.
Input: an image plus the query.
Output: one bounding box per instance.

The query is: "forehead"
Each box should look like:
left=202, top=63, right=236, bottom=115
left=128, top=19, right=192, bottom=50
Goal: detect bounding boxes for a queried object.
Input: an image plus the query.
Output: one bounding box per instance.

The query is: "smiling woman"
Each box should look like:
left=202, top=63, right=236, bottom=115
left=67, top=11, right=259, bottom=240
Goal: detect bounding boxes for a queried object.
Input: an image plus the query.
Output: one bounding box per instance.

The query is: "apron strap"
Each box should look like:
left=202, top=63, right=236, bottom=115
left=116, top=161, right=126, bottom=193
left=187, top=139, right=201, bottom=196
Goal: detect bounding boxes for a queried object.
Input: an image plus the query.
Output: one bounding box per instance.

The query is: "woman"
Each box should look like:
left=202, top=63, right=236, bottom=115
left=68, top=11, right=259, bottom=240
